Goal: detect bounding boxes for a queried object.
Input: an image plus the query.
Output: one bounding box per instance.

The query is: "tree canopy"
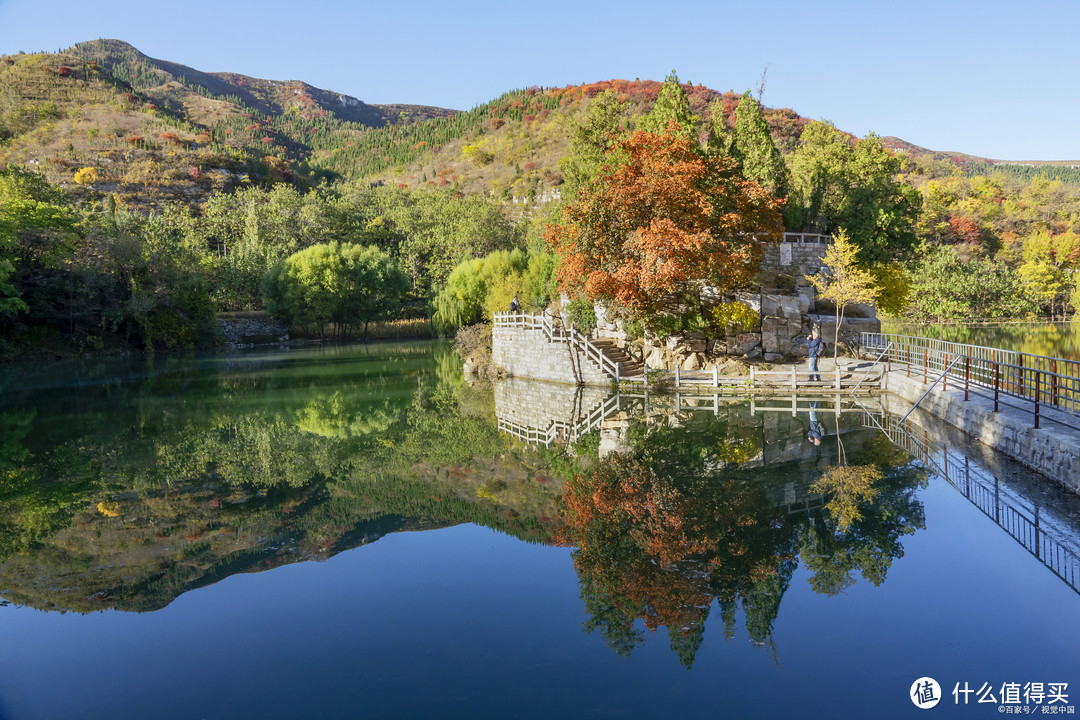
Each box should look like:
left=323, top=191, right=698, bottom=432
left=786, top=122, right=921, bottom=265
left=262, top=241, right=409, bottom=337
left=546, top=125, right=783, bottom=323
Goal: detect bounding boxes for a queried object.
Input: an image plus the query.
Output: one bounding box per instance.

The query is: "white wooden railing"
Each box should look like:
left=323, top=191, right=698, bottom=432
left=497, top=393, right=624, bottom=446
left=493, top=311, right=623, bottom=381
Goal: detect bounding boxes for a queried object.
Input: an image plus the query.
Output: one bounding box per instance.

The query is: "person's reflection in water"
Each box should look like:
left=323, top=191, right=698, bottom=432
left=807, top=401, right=824, bottom=446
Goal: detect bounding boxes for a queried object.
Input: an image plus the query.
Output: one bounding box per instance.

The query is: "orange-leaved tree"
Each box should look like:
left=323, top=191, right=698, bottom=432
left=545, top=122, right=783, bottom=323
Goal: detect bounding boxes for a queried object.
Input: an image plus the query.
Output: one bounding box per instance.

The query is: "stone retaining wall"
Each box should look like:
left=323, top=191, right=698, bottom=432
left=217, top=316, right=289, bottom=346
left=762, top=242, right=829, bottom=274
left=493, top=378, right=610, bottom=430
left=883, top=370, right=1080, bottom=492
left=492, top=326, right=610, bottom=385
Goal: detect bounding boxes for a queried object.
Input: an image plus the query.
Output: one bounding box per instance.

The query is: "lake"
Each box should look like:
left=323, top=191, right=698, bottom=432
left=1, top=341, right=1078, bottom=719
left=881, top=319, right=1080, bottom=360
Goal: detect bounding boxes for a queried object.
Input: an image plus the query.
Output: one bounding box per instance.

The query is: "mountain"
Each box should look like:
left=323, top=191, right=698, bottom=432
left=68, top=39, right=454, bottom=128
left=0, top=40, right=456, bottom=209
left=5, top=39, right=1077, bottom=212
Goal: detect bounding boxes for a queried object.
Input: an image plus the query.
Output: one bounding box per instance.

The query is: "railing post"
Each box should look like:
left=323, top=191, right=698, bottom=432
left=1051, top=359, right=1058, bottom=406
left=791, top=365, right=796, bottom=390
left=994, top=363, right=1000, bottom=413
left=1018, top=354, right=1024, bottom=397
left=1034, top=370, right=1041, bottom=429
left=923, top=348, right=928, bottom=384
left=675, top=366, right=681, bottom=388
left=750, top=365, right=755, bottom=389
left=835, top=366, right=840, bottom=390
left=714, top=364, right=719, bottom=388
left=943, top=352, right=949, bottom=391
left=965, top=357, right=970, bottom=401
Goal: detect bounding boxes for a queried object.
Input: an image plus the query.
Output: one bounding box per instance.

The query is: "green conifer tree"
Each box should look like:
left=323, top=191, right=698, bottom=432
left=730, top=91, right=788, bottom=198
left=706, top=98, right=733, bottom=156
left=637, top=70, right=697, bottom=141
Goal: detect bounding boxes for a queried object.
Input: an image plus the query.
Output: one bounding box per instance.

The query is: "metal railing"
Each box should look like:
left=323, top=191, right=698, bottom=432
left=494, top=311, right=623, bottom=381
left=868, top=412, right=1080, bottom=595
left=862, top=332, right=1080, bottom=430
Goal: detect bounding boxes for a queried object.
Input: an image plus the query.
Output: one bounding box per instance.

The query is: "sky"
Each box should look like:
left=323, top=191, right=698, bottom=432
left=1, top=0, right=1077, bottom=161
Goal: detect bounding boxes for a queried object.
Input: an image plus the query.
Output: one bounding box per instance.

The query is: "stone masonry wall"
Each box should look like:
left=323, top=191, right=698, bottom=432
left=762, top=242, right=829, bottom=274
left=492, top=326, right=611, bottom=386
left=493, top=378, right=610, bottom=432
left=884, top=370, right=1080, bottom=492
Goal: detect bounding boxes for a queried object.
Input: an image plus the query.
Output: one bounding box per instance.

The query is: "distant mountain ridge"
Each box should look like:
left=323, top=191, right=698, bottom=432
left=67, top=39, right=457, bottom=127
left=3, top=38, right=1079, bottom=211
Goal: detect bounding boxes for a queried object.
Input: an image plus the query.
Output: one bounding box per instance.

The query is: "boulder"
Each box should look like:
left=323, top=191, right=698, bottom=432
left=727, top=332, right=761, bottom=356
left=684, top=333, right=707, bottom=353
left=645, top=347, right=666, bottom=369
left=744, top=347, right=763, bottom=360
left=764, top=353, right=784, bottom=362
left=682, top=353, right=702, bottom=371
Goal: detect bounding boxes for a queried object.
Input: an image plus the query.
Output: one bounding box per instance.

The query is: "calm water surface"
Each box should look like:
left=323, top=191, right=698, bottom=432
left=0, top=341, right=1078, bottom=719
left=882, top=319, right=1080, bottom=360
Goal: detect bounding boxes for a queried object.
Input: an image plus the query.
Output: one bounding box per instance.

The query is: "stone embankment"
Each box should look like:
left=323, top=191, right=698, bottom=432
left=217, top=314, right=290, bottom=346
left=883, top=370, right=1080, bottom=492
left=492, top=323, right=611, bottom=385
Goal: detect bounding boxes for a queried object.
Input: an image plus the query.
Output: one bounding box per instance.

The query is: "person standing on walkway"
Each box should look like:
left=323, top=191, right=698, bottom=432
left=509, top=294, right=520, bottom=313
left=806, top=327, right=824, bottom=382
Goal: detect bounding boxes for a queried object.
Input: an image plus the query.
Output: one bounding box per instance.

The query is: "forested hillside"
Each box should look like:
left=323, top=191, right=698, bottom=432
left=3, top=41, right=1080, bottom=358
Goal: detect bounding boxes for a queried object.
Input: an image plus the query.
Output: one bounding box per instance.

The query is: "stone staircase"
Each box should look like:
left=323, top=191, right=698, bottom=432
left=589, top=338, right=645, bottom=379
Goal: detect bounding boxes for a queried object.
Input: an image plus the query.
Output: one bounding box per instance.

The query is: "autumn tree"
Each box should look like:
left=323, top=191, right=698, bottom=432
left=546, top=125, right=783, bottom=324
left=807, top=230, right=877, bottom=359
left=1018, top=229, right=1080, bottom=318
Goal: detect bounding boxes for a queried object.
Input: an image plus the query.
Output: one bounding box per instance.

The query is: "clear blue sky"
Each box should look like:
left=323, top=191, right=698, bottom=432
left=1, top=0, right=1077, bottom=160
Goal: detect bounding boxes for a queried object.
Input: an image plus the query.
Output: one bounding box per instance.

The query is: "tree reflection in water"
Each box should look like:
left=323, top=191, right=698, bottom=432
left=558, top=416, right=927, bottom=667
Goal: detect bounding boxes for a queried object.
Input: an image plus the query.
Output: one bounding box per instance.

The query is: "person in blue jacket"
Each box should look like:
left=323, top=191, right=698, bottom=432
left=806, top=327, right=824, bottom=382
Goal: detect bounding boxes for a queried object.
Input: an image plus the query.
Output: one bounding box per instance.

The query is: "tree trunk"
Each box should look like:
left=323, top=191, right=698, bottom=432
left=834, top=304, right=844, bottom=361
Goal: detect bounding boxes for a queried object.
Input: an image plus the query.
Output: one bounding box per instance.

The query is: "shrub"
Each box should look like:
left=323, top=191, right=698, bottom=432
left=564, top=299, right=597, bottom=333
left=712, top=301, right=759, bottom=335
left=73, top=167, right=99, bottom=185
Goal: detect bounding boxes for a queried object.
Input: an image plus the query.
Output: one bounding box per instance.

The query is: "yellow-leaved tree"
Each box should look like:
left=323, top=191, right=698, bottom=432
left=807, top=230, right=878, bottom=359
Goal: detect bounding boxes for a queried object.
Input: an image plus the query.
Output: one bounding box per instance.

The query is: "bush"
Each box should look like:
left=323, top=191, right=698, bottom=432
left=73, top=167, right=99, bottom=185
left=712, top=301, right=759, bottom=335
left=564, top=299, right=597, bottom=333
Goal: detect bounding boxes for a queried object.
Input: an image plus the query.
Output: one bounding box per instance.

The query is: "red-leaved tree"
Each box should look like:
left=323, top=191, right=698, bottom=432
left=545, top=123, right=783, bottom=322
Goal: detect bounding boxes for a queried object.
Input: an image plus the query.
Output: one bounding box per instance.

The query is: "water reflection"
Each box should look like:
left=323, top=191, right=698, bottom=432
left=1, top=344, right=1079, bottom=673
left=551, top=395, right=926, bottom=666
left=882, top=319, right=1080, bottom=360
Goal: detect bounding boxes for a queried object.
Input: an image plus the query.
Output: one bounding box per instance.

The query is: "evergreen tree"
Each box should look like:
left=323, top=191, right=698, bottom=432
left=705, top=97, right=733, bottom=156
left=730, top=91, right=788, bottom=198
left=559, top=90, right=630, bottom=200
left=637, top=70, right=697, bottom=141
